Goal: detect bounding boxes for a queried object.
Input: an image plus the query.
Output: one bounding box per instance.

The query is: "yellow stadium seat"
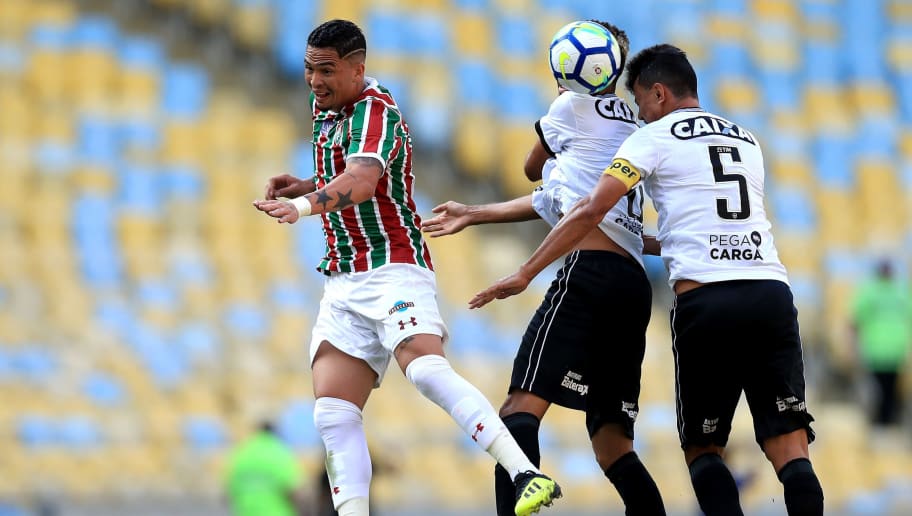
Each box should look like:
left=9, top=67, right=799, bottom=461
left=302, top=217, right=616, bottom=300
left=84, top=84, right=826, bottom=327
left=848, top=82, right=896, bottom=117
left=28, top=0, right=76, bottom=26
left=119, top=68, right=160, bottom=113
left=856, top=160, right=905, bottom=242
left=492, top=0, right=535, bottom=13
left=0, top=0, right=30, bottom=40
left=319, top=0, right=364, bottom=24
left=498, top=123, right=537, bottom=198
left=229, top=3, right=272, bottom=50
left=751, top=0, right=799, bottom=21
left=705, top=15, right=749, bottom=43
left=245, top=109, right=296, bottom=158
left=751, top=33, right=799, bottom=71
left=815, top=188, right=861, bottom=246
left=162, top=120, right=204, bottom=165
left=453, top=110, right=498, bottom=179
left=187, top=0, right=231, bottom=26
left=69, top=49, right=118, bottom=111
left=775, top=232, right=820, bottom=274
left=889, top=0, right=912, bottom=21
left=0, top=86, right=32, bottom=140
left=802, top=85, right=852, bottom=132
left=769, top=158, right=814, bottom=187
left=715, top=77, right=760, bottom=113
left=452, top=12, right=493, bottom=57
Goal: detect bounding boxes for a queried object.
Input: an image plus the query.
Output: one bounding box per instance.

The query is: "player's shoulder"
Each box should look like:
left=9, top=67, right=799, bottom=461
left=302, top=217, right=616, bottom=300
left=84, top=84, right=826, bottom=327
left=355, top=77, right=401, bottom=112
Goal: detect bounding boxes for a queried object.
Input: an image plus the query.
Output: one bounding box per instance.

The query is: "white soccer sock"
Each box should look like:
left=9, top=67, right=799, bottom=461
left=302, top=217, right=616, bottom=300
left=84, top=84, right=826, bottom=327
left=336, top=496, right=370, bottom=516
left=405, top=355, right=539, bottom=478
left=313, top=397, right=372, bottom=509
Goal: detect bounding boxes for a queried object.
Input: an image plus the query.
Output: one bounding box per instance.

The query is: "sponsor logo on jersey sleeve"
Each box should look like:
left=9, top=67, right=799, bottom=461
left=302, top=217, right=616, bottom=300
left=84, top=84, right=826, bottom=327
left=604, top=158, right=642, bottom=189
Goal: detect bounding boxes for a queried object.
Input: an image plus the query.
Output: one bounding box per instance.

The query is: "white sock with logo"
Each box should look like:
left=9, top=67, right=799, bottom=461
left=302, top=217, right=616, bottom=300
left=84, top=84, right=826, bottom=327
left=405, top=354, right=539, bottom=479
left=336, top=496, right=370, bottom=516
left=313, top=397, right=372, bottom=510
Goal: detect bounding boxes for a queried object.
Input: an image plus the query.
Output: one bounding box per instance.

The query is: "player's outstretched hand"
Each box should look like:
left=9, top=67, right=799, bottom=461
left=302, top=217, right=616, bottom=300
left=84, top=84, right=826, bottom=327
left=469, top=272, right=530, bottom=309
left=265, top=174, right=307, bottom=200
left=421, top=201, right=471, bottom=237
left=252, top=199, right=300, bottom=224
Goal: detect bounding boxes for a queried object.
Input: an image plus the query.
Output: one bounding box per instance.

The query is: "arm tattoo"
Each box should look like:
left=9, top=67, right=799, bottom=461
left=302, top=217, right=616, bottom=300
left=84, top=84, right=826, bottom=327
left=308, top=189, right=332, bottom=210
left=395, top=335, right=416, bottom=357
left=335, top=189, right=355, bottom=209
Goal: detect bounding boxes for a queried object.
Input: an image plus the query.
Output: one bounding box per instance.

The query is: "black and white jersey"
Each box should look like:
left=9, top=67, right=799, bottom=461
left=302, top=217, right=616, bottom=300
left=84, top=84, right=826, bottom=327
left=605, top=108, right=789, bottom=286
left=531, top=91, right=646, bottom=267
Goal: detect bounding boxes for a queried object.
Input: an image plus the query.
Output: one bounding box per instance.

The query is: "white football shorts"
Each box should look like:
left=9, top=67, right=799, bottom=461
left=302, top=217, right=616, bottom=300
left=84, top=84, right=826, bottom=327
left=309, top=263, right=448, bottom=386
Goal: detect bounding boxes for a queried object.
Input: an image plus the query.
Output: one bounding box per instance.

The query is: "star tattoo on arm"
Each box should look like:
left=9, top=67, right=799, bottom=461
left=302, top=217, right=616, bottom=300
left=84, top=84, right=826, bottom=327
left=335, top=189, right=355, bottom=209
left=308, top=189, right=332, bottom=211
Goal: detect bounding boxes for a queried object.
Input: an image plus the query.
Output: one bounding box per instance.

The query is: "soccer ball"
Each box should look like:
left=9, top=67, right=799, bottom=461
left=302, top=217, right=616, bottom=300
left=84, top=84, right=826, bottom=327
left=549, top=21, right=623, bottom=95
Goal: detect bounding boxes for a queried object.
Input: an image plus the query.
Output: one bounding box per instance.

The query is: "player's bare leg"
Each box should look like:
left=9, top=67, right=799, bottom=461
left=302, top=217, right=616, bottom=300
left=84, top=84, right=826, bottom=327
left=395, top=334, right=561, bottom=515
left=312, top=341, right=377, bottom=516
left=762, top=429, right=823, bottom=516
left=493, top=391, right=552, bottom=516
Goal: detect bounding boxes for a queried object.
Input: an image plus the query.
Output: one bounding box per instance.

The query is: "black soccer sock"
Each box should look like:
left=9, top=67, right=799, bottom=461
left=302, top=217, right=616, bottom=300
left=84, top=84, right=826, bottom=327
left=777, top=458, right=824, bottom=516
left=604, top=451, right=667, bottom=516
left=494, top=412, right=541, bottom=516
left=688, top=452, right=744, bottom=516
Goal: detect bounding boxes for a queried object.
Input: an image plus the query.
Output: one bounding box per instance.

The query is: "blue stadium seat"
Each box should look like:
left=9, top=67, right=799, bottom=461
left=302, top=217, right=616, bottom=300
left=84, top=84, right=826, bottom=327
left=771, top=186, right=816, bottom=233
left=853, top=118, right=897, bottom=158
left=453, top=0, right=488, bottom=10
left=183, top=416, right=227, bottom=452
left=58, top=417, right=103, bottom=450
left=408, top=13, right=449, bottom=57
left=119, top=164, right=163, bottom=215
left=496, top=79, right=541, bottom=121
left=71, top=16, right=118, bottom=50
left=162, top=165, right=205, bottom=201
left=72, top=195, right=122, bottom=286
left=269, top=282, right=309, bottom=311
left=17, top=415, right=55, bottom=448
left=78, top=116, right=121, bottom=167
left=758, top=69, right=800, bottom=111
left=176, top=322, right=219, bottom=364
left=95, top=298, right=136, bottom=338
left=0, top=42, right=24, bottom=74
left=290, top=143, right=315, bottom=179
left=12, top=348, right=57, bottom=384
left=278, top=399, right=320, bottom=451
left=813, top=134, right=854, bottom=188
left=136, top=278, right=178, bottom=311
left=455, top=59, right=496, bottom=108
left=121, top=119, right=162, bottom=152
left=709, top=41, right=753, bottom=78
left=169, top=252, right=213, bottom=287
left=161, top=64, right=210, bottom=119
left=366, top=12, right=406, bottom=54
left=119, top=36, right=165, bottom=70
left=272, top=0, right=315, bottom=78
left=293, top=218, right=332, bottom=269
left=496, top=15, right=536, bottom=58
left=82, top=372, right=126, bottom=407
left=802, top=41, right=842, bottom=85
left=29, top=24, right=71, bottom=50
left=34, top=140, right=75, bottom=176
left=223, top=302, right=268, bottom=340
left=711, top=0, right=747, bottom=17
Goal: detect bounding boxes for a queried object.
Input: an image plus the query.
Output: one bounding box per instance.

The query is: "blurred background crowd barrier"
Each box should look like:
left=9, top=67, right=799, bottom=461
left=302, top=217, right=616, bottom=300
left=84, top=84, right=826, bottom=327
left=0, top=0, right=910, bottom=514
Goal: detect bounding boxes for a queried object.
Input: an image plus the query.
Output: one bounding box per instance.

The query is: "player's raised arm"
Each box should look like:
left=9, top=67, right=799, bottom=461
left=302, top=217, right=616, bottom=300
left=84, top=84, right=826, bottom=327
left=421, top=195, right=540, bottom=238
left=252, top=156, right=383, bottom=224
left=469, top=173, right=630, bottom=309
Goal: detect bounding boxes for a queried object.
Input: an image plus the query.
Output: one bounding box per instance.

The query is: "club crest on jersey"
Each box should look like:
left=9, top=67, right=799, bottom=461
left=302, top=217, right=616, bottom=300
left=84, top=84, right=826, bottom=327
left=671, top=115, right=756, bottom=145
left=319, top=119, right=334, bottom=136
left=388, top=300, right=415, bottom=315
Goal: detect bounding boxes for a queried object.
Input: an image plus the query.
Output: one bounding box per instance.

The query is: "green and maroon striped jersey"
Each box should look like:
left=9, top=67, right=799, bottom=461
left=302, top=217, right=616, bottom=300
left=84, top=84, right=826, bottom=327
left=309, top=77, right=433, bottom=273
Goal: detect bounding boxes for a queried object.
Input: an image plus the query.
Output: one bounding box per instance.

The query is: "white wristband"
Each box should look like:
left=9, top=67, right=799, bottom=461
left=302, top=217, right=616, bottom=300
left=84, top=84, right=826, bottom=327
left=290, top=196, right=312, bottom=217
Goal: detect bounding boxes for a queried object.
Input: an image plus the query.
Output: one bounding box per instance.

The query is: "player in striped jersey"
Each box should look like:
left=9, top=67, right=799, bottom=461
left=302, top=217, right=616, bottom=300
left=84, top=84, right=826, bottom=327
left=473, top=44, right=823, bottom=516
left=422, top=21, right=665, bottom=516
left=252, top=19, right=559, bottom=516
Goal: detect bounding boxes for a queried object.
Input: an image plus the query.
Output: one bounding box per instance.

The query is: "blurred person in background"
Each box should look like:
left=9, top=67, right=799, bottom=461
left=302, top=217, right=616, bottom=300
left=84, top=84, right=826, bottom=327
left=472, top=44, right=824, bottom=516
left=422, top=20, right=665, bottom=516
left=850, top=258, right=911, bottom=427
left=224, top=421, right=307, bottom=516
left=252, top=19, right=560, bottom=516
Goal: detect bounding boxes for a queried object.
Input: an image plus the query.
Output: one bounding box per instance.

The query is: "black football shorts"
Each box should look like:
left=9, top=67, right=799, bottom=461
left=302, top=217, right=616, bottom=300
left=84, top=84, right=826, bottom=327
left=670, top=279, right=816, bottom=449
left=509, top=250, right=652, bottom=438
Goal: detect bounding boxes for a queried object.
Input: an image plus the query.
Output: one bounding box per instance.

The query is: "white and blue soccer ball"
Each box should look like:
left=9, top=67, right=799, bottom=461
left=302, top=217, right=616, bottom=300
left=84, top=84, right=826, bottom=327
left=549, top=21, right=623, bottom=95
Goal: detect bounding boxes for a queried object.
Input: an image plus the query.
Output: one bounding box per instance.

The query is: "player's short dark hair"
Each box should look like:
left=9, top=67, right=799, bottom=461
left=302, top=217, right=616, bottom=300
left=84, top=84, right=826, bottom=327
left=590, top=20, right=630, bottom=73
left=624, top=44, right=698, bottom=99
left=307, top=19, right=367, bottom=59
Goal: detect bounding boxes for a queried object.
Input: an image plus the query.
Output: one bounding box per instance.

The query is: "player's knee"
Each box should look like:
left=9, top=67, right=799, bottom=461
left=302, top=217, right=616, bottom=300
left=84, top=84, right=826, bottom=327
left=778, top=458, right=824, bottom=516
left=313, top=397, right=363, bottom=435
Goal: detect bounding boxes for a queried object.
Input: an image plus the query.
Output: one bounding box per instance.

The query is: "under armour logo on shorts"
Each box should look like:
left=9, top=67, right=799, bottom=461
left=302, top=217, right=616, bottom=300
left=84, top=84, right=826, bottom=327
left=398, top=317, right=417, bottom=330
